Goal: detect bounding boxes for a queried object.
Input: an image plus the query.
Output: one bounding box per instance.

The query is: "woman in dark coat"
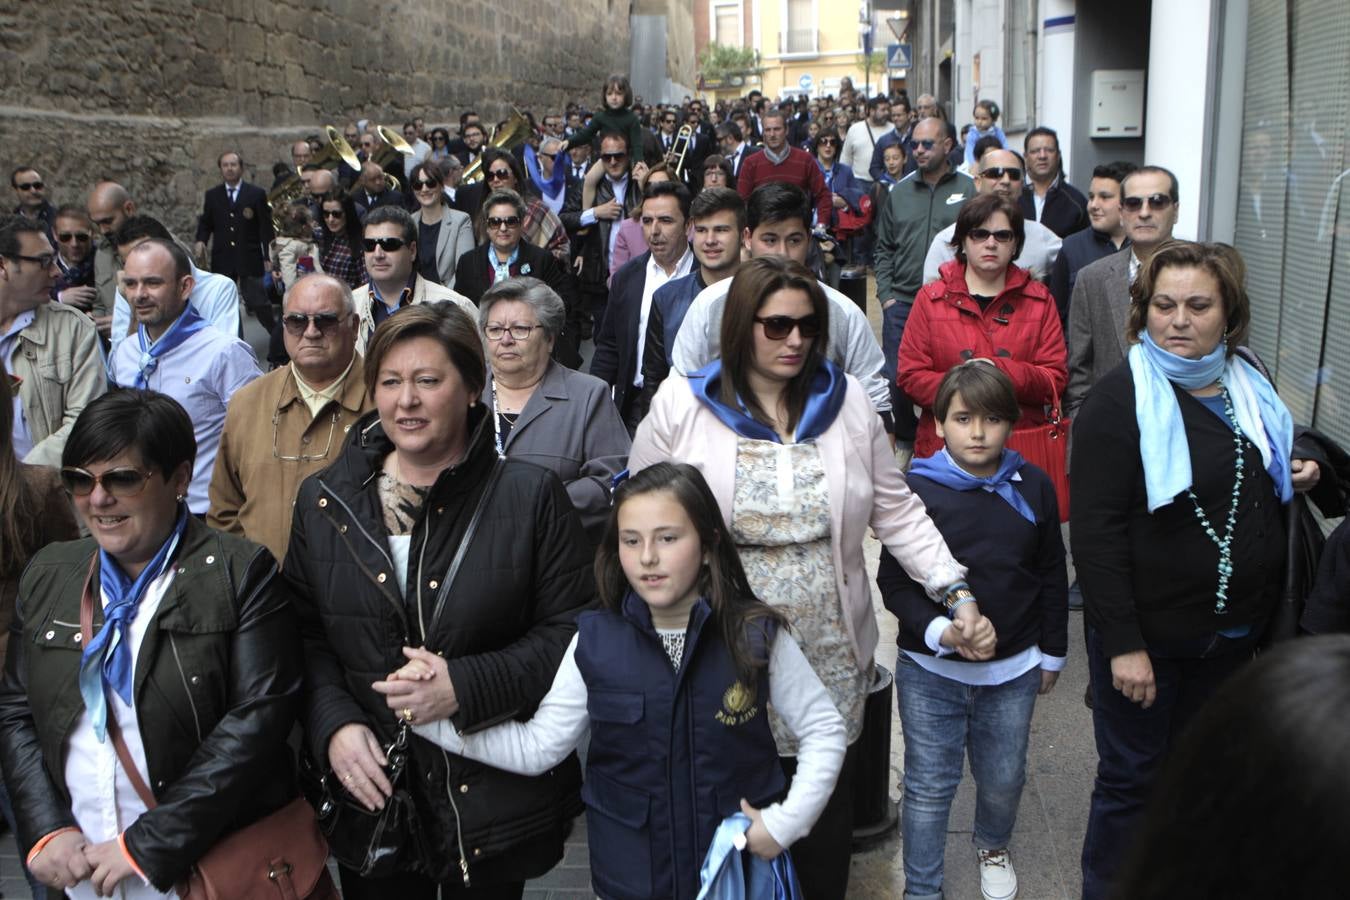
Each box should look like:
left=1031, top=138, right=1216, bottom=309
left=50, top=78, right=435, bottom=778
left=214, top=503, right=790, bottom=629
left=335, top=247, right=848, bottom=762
left=284, top=303, right=593, bottom=899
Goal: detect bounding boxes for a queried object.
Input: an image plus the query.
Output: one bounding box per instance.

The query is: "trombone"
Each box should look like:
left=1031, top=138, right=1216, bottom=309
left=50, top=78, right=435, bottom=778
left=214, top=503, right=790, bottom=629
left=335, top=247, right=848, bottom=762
left=664, top=124, right=694, bottom=179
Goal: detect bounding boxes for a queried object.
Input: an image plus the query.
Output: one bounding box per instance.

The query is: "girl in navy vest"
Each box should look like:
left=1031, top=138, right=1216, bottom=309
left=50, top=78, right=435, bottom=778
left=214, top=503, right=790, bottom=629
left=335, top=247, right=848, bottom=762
left=877, top=362, right=1069, bottom=900
left=385, top=462, right=846, bottom=899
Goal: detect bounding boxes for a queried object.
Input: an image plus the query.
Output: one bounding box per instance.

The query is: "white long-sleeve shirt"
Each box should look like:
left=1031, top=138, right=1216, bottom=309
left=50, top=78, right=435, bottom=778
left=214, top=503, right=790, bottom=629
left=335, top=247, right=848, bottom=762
left=414, top=629, right=846, bottom=850
left=922, top=219, right=1063, bottom=285
left=841, top=120, right=894, bottom=184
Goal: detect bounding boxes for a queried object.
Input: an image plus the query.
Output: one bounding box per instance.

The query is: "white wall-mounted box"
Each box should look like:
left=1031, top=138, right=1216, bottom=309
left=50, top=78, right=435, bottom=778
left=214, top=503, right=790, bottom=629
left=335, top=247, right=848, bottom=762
left=1090, top=69, right=1146, bottom=138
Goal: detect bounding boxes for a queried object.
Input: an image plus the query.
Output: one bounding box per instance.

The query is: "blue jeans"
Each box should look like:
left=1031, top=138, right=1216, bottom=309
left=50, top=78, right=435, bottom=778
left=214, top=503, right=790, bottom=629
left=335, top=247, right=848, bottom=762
left=1079, top=627, right=1255, bottom=900
left=896, top=652, right=1041, bottom=900
left=882, top=298, right=916, bottom=441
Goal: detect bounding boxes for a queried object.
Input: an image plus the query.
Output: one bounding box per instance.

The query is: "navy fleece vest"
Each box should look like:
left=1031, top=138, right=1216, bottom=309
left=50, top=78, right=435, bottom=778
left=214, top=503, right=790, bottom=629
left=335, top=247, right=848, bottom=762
left=574, top=594, right=787, bottom=900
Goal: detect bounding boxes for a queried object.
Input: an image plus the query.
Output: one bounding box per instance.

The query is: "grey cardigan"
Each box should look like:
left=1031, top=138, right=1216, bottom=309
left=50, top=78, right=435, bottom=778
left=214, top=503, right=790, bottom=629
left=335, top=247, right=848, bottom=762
left=487, top=360, right=631, bottom=544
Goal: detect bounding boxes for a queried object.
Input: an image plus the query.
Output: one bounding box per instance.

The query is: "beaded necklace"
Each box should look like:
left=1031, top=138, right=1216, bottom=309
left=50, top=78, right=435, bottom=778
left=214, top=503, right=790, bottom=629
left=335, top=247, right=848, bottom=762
left=1186, top=380, right=1245, bottom=614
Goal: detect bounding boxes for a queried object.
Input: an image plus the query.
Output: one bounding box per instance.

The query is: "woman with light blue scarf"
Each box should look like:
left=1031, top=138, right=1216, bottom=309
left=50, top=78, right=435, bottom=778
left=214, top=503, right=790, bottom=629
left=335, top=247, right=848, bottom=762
left=1070, top=240, right=1322, bottom=900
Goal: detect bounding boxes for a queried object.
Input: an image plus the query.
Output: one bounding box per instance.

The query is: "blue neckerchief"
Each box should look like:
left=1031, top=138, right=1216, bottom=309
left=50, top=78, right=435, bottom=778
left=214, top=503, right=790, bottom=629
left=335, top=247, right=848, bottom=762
left=815, top=159, right=835, bottom=190
left=133, top=303, right=208, bottom=388
left=910, top=448, right=1037, bottom=524
left=78, top=506, right=190, bottom=742
left=524, top=143, right=567, bottom=200
left=688, top=358, right=846, bottom=444
left=488, top=243, right=520, bottom=283
left=1130, top=330, right=1294, bottom=511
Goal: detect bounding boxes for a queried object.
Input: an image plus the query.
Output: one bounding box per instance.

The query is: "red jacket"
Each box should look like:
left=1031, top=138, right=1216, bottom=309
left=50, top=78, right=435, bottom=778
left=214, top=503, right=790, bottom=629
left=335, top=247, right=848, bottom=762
left=898, top=260, right=1068, bottom=459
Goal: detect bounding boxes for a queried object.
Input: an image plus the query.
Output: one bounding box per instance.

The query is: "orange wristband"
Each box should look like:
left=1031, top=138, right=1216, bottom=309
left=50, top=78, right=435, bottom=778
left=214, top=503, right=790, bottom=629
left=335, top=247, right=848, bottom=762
left=25, top=826, right=79, bottom=866
left=117, top=832, right=151, bottom=884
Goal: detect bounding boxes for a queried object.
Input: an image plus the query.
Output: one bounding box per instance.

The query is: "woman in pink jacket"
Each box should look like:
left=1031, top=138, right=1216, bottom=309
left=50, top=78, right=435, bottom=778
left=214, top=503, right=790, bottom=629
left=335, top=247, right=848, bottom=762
left=630, top=257, right=972, bottom=898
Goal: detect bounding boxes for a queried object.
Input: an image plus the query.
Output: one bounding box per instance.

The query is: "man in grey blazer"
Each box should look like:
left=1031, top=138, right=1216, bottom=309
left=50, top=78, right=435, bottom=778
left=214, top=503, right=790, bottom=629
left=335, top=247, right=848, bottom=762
left=1065, top=166, right=1180, bottom=415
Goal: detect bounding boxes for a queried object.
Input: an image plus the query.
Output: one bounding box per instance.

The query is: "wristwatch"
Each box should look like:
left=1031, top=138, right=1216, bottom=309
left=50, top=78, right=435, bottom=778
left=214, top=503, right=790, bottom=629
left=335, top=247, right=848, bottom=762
left=943, top=586, right=977, bottom=614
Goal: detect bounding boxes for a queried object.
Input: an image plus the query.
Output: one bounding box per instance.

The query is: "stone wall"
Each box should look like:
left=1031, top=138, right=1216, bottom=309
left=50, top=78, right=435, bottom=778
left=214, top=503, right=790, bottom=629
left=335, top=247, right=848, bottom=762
left=0, top=0, right=631, bottom=237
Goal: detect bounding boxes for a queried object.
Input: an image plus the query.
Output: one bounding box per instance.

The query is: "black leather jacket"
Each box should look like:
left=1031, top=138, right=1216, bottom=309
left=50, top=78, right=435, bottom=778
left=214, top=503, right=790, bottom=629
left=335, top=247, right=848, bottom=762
left=283, top=406, right=591, bottom=883
left=0, top=520, right=300, bottom=891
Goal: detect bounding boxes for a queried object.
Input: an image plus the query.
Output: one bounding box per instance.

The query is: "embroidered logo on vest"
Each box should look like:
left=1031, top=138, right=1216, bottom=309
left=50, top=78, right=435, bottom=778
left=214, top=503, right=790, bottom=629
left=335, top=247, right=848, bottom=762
left=716, top=680, right=758, bottom=726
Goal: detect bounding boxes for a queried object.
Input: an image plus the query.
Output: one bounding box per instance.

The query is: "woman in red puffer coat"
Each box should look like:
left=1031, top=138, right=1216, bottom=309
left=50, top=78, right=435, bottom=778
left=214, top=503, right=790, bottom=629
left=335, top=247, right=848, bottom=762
left=898, top=193, right=1067, bottom=459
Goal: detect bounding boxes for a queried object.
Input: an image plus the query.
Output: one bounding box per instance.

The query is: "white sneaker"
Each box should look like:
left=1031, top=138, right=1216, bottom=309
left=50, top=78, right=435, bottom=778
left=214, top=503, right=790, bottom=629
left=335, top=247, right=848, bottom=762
left=977, top=848, right=1018, bottom=900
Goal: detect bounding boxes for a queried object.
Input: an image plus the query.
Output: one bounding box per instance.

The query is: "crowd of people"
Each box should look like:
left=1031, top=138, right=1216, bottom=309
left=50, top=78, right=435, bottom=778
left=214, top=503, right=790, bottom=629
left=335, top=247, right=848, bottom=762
left=0, top=69, right=1344, bottom=900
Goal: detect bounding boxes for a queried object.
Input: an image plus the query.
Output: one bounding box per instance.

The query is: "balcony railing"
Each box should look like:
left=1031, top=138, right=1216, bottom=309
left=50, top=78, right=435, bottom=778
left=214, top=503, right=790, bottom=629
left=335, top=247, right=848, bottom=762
left=779, top=29, right=818, bottom=55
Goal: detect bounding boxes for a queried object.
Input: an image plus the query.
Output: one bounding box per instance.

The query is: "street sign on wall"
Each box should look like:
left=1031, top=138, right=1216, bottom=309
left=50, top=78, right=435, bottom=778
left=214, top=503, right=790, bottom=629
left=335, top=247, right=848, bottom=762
left=887, top=43, right=912, bottom=69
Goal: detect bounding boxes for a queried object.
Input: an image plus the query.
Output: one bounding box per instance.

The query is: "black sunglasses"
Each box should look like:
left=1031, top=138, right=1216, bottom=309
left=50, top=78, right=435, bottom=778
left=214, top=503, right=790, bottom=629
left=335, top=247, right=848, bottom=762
left=1122, top=193, right=1174, bottom=212
left=60, top=466, right=154, bottom=498
left=322, top=209, right=345, bottom=218
left=281, top=312, right=345, bottom=335
left=600, top=152, right=628, bottom=162
left=914, top=139, right=938, bottom=150
left=486, top=168, right=513, bottom=180
left=980, top=167, right=1023, bottom=182
left=413, top=179, right=440, bottom=189
left=363, top=237, right=408, bottom=252
left=58, top=232, right=92, bottom=243
left=15, top=181, right=43, bottom=191
left=432, top=135, right=447, bottom=142
left=537, top=151, right=557, bottom=160
left=755, top=314, right=821, bottom=340
left=486, top=216, right=522, bottom=230
left=968, top=228, right=1016, bottom=243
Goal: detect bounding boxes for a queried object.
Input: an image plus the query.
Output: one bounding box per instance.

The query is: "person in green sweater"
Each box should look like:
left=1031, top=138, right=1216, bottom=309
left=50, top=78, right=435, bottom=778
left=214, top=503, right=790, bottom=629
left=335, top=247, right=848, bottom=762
left=563, top=74, right=647, bottom=164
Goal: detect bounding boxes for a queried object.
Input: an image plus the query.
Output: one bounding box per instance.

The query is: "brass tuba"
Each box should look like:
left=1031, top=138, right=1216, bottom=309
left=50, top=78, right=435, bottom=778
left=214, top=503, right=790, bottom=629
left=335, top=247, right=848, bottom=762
left=461, top=109, right=534, bottom=184
left=266, top=126, right=362, bottom=233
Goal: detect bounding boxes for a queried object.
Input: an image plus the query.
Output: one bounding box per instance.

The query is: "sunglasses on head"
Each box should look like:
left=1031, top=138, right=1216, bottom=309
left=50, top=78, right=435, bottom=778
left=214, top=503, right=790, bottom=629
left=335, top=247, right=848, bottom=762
left=15, top=181, right=43, bottom=191
left=600, top=152, right=628, bottom=162
left=755, top=314, right=821, bottom=341
left=363, top=237, right=408, bottom=252
left=980, top=166, right=1023, bottom=181
left=1122, top=193, right=1174, bottom=212
left=486, top=216, right=522, bottom=230
left=281, top=312, right=344, bottom=335
left=60, top=466, right=154, bottom=498
left=57, top=231, right=91, bottom=243
left=968, top=227, right=1016, bottom=243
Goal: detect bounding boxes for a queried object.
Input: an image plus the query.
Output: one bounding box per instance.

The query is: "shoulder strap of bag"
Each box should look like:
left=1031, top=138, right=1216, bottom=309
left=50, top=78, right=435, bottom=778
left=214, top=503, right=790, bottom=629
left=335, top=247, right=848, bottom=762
left=79, top=557, right=159, bottom=812
left=427, top=457, right=506, bottom=633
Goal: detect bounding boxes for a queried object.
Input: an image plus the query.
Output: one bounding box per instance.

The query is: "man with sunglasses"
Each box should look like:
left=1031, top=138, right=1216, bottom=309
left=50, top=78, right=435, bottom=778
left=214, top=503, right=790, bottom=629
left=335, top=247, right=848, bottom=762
left=351, top=206, right=474, bottom=355
left=50, top=206, right=98, bottom=311
left=209, top=274, right=371, bottom=561
left=561, top=132, right=641, bottom=335
left=1065, top=166, right=1180, bottom=416
left=0, top=217, right=106, bottom=467
left=107, top=238, right=261, bottom=514
left=1020, top=127, right=1089, bottom=239
left=10, top=167, right=56, bottom=239
left=922, top=148, right=1063, bottom=283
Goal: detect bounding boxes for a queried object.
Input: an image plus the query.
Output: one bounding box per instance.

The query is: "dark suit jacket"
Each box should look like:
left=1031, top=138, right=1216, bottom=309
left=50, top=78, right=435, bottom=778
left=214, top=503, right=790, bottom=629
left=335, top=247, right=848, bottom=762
left=1020, top=176, right=1090, bottom=239
left=560, top=173, right=641, bottom=291
left=455, top=241, right=583, bottom=369
left=1065, top=248, right=1133, bottom=416
left=725, top=144, right=762, bottom=190
left=194, top=181, right=273, bottom=279
left=354, top=188, right=406, bottom=220
left=588, top=251, right=651, bottom=421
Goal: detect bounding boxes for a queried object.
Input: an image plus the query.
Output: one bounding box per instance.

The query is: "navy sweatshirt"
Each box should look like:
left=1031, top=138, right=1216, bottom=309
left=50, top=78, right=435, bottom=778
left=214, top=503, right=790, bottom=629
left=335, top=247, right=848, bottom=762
left=877, top=462, right=1069, bottom=662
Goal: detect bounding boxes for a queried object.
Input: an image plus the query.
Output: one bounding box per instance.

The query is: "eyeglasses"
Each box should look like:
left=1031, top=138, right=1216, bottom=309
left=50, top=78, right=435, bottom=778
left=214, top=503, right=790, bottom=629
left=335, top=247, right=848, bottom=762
left=537, top=151, right=557, bottom=160
left=432, top=135, right=447, bottom=143
left=980, top=167, right=1023, bottom=182
left=486, top=168, right=513, bottom=181
left=413, top=179, right=439, bottom=189
left=6, top=253, right=56, bottom=268
left=600, top=152, right=628, bottom=162
left=968, top=228, right=1016, bottom=243
left=362, top=237, right=408, bottom=252
left=1122, top=193, right=1175, bottom=212
left=486, top=216, right=522, bottom=230
left=484, top=324, right=541, bottom=341
left=914, top=139, right=939, bottom=150
left=273, top=408, right=339, bottom=462
left=60, top=466, right=154, bottom=498
left=57, top=232, right=92, bottom=244
left=323, top=209, right=345, bottom=219
left=754, top=314, right=821, bottom=340
left=281, top=312, right=345, bottom=335
left=14, top=181, right=43, bottom=192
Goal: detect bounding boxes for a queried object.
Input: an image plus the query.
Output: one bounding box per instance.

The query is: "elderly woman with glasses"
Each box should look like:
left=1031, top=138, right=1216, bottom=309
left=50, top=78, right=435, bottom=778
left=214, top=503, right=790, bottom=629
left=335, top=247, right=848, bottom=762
left=0, top=389, right=328, bottom=899
left=408, top=162, right=473, bottom=289
left=477, top=277, right=629, bottom=543
left=475, top=149, right=569, bottom=260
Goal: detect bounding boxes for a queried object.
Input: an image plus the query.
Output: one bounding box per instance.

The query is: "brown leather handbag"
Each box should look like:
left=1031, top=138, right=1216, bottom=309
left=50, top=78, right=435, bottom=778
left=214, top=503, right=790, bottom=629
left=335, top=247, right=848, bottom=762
left=80, top=560, right=338, bottom=900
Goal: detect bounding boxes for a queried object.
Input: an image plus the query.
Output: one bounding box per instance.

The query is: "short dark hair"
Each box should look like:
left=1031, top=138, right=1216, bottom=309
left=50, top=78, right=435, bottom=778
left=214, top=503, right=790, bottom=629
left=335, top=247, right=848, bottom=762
left=1123, top=165, right=1181, bottom=204
left=1127, top=240, right=1249, bottom=355
left=363, top=303, right=486, bottom=401
left=933, top=361, right=1021, bottom=423
left=950, top=193, right=1025, bottom=263
left=0, top=216, right=47, bottom=258
left=462, top=121, right=485, bottom=138
left=601, top=74, right=634, bottom=109
left=598, top=130, right=630, bottom=152
left=482, top=188, right=526, bottom=222
left=363, top=205, right=417, bottom=245
left=53, top=204, right=91, bottom=223
left=459, top=110, right=478, bottom=128
left=716, top=121, right=744, bottom=143
left=217, top=150, right=243, bottom=168
left=9, top=166, right=39, bottom=188
left=1091, top=161, right=1139, bottom=185
left=1024, top=126, right=1060, bottom=153
left=760, top=107, right=788, bottom=127
left=866, top=94, right=890, bottom=113
left=690, top=187, right=746, bottom=232
left=113, top=214, right=172, bottom=249
left=746, top=182, right=811, bottom=233
left=974, top=137, right=1013, bottom=167
left=643, top=180, right=692, bottom=222
left=409, top=161, right=442, bottom=189
left=63, top=389, right=197, bottom=479
left=125, top=237, right=192, bottom=282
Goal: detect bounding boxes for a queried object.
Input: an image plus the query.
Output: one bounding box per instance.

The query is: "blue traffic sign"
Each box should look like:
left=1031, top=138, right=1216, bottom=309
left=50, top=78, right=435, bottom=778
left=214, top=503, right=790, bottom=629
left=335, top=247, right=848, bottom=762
left=887, top=43, right=912, bottom=69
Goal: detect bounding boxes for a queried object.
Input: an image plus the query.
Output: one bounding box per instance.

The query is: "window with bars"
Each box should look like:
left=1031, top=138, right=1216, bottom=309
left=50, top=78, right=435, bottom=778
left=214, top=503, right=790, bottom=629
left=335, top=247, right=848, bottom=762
left=781, top=0, right=817, bottom=55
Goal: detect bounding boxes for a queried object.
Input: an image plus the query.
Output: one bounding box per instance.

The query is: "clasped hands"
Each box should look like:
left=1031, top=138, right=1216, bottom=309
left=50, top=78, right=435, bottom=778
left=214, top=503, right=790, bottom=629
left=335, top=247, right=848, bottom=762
left=30, top=832, right=137, bottom=897
left=939, top=602, right=997, bottom=661
left=330, top=648, right=458, bottom=812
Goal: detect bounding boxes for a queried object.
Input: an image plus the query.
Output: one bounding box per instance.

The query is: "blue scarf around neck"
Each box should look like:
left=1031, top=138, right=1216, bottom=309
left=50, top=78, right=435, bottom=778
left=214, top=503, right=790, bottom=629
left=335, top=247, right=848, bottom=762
left=134, top=303, right=208, bottom=388
left=688, top=358, right=846, bottom=444
left=79, top=506, right=190, bottom=742
left=910, top=447, right=1037, bottom=523
left=1130, top=330, right=1294, bottom=511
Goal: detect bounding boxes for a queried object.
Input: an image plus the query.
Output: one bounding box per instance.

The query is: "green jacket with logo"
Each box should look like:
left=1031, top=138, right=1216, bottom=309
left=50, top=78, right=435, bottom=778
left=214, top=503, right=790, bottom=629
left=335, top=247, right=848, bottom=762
left=0, top=519, right=300, bottom=891
left=874, top=168, right=976, bottom=304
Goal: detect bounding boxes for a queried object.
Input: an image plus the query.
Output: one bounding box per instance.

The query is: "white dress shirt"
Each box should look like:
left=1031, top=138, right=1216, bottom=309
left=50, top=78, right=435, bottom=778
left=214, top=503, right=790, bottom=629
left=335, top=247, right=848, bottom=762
left=634, top=248, right=695, bottom=388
